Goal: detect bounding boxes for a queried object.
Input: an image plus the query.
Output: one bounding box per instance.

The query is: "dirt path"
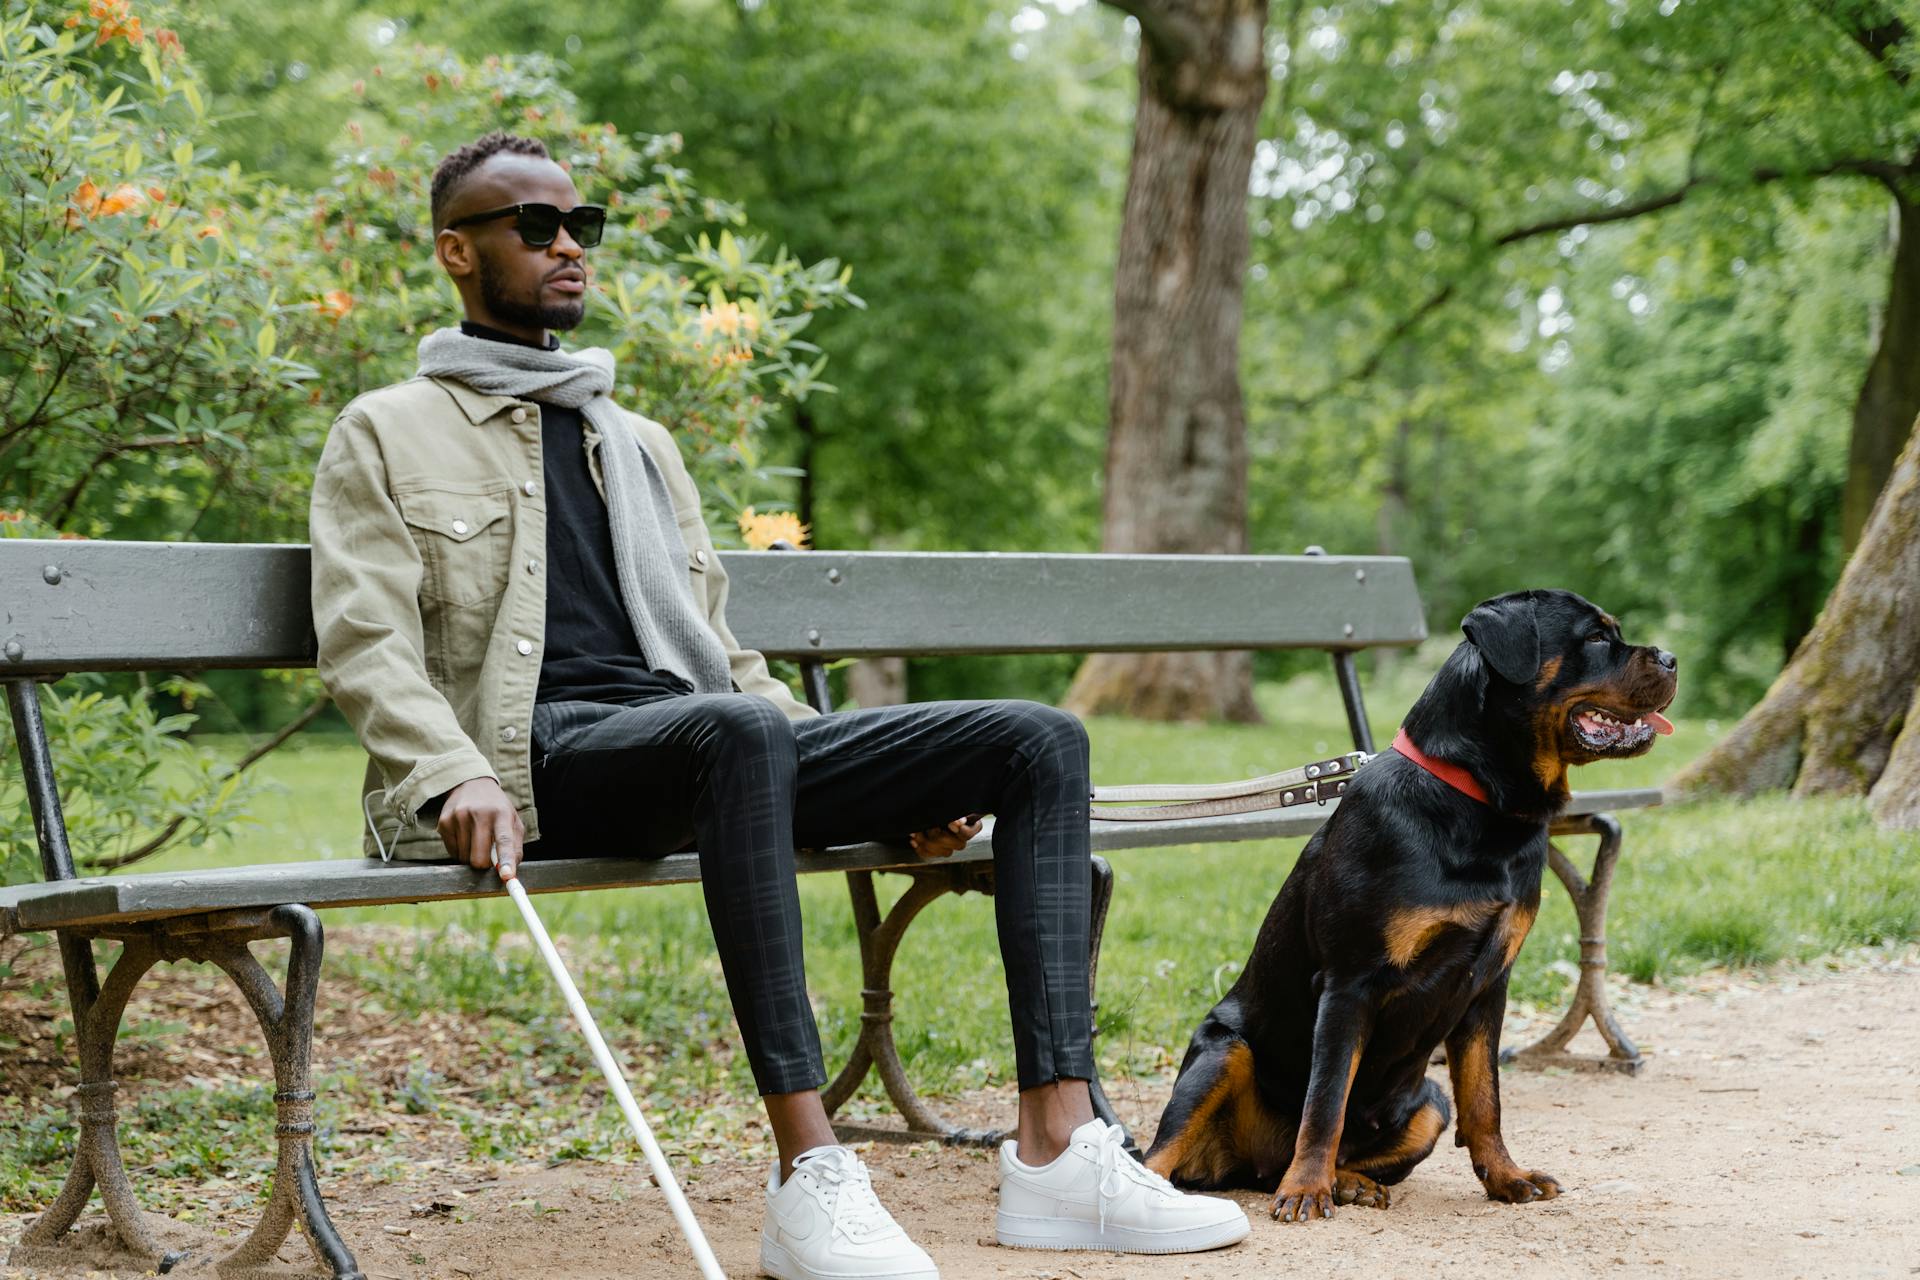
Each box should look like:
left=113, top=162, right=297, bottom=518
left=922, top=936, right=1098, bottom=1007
left=6, top=957, right=1919, bottom=1280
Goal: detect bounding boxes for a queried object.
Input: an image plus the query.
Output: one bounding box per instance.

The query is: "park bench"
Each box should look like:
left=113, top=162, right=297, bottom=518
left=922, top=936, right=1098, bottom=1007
left=0, top=539, right=1660, bottom=1278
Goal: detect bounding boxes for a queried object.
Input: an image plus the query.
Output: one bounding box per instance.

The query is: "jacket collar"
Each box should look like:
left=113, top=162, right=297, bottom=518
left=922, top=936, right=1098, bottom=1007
left=429, top=375, right=523, bottom=427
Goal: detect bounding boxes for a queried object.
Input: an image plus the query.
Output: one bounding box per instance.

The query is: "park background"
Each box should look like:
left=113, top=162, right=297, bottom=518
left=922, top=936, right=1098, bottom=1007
left=2, top=0, right=1918, bottom=1259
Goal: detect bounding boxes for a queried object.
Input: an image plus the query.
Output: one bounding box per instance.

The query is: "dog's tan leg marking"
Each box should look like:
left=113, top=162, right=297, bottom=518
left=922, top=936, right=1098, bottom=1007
left=1497, top=900, right=1539, bottom=970
left=1447, top=1025, right=1560, bottom=1204
left=1145, top=1041, right=1254, bottom=1186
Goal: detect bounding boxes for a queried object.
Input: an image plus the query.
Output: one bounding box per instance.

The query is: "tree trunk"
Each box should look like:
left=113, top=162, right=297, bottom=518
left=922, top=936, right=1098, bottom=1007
left=847, top=656, right=907, bottom=708
left=1671, top=420, right=1920, bottom=810
left=1868, top=679, right=1920, bottom=827
left=1842, top=194, right=1920, bottom=548
left=1781, top=504, right=1825, bottom=662
left=796, top=402, right=819, bottom=536
left=1369, top=415, right=1414, bottom=683
left=1065, top=0, right=1269, bottom=723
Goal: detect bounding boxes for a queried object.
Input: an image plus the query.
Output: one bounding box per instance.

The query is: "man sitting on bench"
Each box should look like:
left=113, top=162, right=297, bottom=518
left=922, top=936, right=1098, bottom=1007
left=307, top=131, right=1249, bottom=1279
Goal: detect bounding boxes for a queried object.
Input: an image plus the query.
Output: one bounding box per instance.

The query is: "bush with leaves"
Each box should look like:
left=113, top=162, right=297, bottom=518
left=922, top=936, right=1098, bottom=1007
left=287, top=40, right=861, bottom=526
left=0, top=0, right=318, bottom=541
left=0, top=10, right=857, bottom=885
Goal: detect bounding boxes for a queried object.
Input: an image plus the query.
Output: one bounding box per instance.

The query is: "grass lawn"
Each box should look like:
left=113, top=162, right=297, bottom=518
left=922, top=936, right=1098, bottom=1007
left=4, top=657, right=1917, bottom=1207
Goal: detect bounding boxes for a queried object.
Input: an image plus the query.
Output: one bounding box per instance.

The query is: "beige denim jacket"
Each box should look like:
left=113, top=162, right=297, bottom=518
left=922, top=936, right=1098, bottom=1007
left=309, top=373, right=816, bottom=859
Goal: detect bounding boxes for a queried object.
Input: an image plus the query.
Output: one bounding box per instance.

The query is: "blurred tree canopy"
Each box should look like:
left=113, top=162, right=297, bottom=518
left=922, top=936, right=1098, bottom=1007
left=5, top=0, right=1914, bottom=735
left=0, top=0, right=858, bottom=875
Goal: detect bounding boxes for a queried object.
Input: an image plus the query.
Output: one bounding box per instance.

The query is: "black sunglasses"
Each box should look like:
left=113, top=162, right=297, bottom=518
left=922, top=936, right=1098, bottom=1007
left=446, top=202, right=606, bottom=249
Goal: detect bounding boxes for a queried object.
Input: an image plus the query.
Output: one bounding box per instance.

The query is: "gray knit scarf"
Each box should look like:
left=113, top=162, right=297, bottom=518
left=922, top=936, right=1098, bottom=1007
left=415, top=327, right=733, bottom=695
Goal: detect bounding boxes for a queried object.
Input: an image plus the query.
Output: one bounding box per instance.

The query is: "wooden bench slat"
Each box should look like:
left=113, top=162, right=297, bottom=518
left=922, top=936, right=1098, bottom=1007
left=1, top=541, right=1426, bottom=672
left=0, top=788, right=1662, bottom=936
left=726, top=551, right=1429, bottom=658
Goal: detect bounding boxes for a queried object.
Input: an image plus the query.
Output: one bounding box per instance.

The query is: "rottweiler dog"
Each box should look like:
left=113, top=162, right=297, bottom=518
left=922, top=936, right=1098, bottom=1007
left=1143, top=589, right=1677, bottom=1221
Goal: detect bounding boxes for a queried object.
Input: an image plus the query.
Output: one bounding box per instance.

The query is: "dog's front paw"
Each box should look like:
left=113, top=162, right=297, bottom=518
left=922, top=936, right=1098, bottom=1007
left=1333, top=1169, right=1392, bottom=1209
left=1271, top=1181, right=1335, bottom=1222
left=1478, top=1165, right=1561, bottom=1204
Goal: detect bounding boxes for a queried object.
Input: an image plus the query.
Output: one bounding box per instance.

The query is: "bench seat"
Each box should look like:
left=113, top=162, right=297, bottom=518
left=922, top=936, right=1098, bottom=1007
left=0, top=788, right=1662, bottom=937
left=0, top=537, right=1665, bottom=1279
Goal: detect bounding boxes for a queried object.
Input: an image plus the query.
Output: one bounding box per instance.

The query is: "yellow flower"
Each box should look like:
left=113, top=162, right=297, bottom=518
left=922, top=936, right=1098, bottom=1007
left=697, top=300, right=760, bottom=342
left=737, top=507, right=809, bottom=551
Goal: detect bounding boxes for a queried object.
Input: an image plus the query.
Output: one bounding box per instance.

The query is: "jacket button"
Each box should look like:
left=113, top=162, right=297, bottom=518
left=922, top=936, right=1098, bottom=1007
left=451, top=519, right=469, bottom=535
left=526, top=559, right=539, bottom=574
left=501, top=726, right=517, bottom=741
left=524, top=480, right=538, bottom=496
left=511, top=408, right=528, bottom=424
left=694, top=549, right=709, bottom=566
left=516, top=639, right=533, bottom=656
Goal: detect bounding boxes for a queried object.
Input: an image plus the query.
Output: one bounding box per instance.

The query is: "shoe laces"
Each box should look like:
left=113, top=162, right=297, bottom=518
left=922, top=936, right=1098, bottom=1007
left=795, top=1148, right=893, bottom=1242
left=1091, top=1121, right=1177, bottom=1231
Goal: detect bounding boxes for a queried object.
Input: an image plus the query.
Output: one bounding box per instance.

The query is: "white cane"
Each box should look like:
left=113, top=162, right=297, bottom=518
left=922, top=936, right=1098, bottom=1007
left=492, top=851, right=728, bottom=1280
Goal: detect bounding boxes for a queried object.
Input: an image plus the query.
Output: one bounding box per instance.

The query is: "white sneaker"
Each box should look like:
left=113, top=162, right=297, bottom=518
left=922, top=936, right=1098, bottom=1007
left=996, top=1118, right=1250, bottom=1254
left=760, top=1145, right=940, bottom=1280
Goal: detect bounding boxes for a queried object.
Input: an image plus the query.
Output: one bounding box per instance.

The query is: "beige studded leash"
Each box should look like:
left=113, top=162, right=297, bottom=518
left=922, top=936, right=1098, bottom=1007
left=1090, top=752, right=1373, bottom=822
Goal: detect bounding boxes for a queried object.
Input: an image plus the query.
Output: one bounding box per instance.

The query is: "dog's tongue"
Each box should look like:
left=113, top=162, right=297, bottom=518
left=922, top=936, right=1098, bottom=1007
left=1647, top=710, right=1675, bottom=736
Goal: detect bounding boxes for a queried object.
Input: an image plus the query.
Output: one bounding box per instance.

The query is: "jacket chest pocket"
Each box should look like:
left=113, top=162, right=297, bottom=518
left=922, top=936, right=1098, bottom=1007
left=397, top=488, right=513, bottom=607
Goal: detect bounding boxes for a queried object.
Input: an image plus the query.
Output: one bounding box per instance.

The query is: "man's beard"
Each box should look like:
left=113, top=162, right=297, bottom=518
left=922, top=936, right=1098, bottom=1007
left=478, top=252, right=585, bottom=331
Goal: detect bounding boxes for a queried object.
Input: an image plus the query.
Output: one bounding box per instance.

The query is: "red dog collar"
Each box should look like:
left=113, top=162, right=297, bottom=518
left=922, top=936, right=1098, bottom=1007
left=1390, top=728, right=1489, bottom=805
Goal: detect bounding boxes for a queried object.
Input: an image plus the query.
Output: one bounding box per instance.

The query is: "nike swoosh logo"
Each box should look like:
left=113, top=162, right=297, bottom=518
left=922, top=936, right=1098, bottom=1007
left=773, top=1195, right=822, bottom=1241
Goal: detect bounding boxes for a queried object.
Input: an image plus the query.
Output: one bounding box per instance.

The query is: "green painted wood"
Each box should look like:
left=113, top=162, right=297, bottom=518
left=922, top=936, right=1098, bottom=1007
left=1, top=541, right=1424, bottom=674
left=0, top=788, right=1662, bottom=936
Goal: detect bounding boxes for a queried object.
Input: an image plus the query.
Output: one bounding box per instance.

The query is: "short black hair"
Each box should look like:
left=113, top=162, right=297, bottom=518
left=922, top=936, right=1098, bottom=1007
left=430, top=131, right=550, bottom=232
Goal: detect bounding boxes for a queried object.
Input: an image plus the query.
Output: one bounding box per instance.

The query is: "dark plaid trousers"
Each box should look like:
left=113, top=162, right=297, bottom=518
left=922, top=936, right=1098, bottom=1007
left=527, top=694, right=1097, bottom=1096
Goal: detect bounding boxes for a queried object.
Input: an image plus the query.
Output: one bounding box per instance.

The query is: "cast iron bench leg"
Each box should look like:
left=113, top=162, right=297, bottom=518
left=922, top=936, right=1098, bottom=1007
left=825, top=856, right=1133, bottom=1151
left=1506, top=813, right=1644, bottom=1074
left=13, top=908, right=365, bottom=1278
left=199, top=905, right=362, bottom=1279
left=11, top=932, right=177, bottom=1273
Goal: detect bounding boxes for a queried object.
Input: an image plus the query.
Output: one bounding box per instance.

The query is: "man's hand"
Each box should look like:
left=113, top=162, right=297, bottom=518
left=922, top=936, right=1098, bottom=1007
left=909, top=814, right=984, bottom=860
left=437, top=776, right=525, bottom=879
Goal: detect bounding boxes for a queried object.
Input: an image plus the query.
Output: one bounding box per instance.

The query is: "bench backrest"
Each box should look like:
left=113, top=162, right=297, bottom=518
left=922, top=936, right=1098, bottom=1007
left=0, top=541, right=1426, bottom=674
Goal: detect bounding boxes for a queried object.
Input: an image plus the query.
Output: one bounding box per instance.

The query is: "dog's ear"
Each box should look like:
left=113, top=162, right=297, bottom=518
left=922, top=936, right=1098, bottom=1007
left=1462, top=592, right=1541, bottom=685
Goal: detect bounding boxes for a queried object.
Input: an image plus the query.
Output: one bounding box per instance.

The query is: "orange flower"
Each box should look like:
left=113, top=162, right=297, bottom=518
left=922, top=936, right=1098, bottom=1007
left=153, top=27, right=182, bottom=57
left=737, top=508, right=809, bottom=551
left=196, top=224, right=221, bottom=239
left=95, top=184, right=145, bottom=215
left=368, top=167, right=397, bottom=191
left=72, top=178, right=101, bottom=214
left=316, top=289, right=355, bottom=320
left=424, top=72, right=441, bottom=92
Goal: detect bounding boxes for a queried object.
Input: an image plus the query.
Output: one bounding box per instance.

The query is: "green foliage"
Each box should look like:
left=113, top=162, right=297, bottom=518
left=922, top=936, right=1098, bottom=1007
left=0, top=0, right=315, bottom=540
left=198, top=0, right=1131, bottom=553
left=1244, top=0, right=1920, bottom=708
left=0, top=675, right=270, bottom=883
left=0, top=9, right=858, bottom=880
left=284, top=40, right=862, bottom=525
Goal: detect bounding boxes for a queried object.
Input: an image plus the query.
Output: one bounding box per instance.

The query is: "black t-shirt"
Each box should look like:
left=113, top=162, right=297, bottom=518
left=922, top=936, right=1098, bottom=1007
left=457, top=322, right=693, bottom=708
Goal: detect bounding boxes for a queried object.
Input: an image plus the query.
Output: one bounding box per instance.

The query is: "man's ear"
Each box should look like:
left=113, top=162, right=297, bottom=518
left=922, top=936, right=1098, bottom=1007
left=1461, top=591, right=1541, bottom=685
left=436, top=228, right=475, bottom=280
